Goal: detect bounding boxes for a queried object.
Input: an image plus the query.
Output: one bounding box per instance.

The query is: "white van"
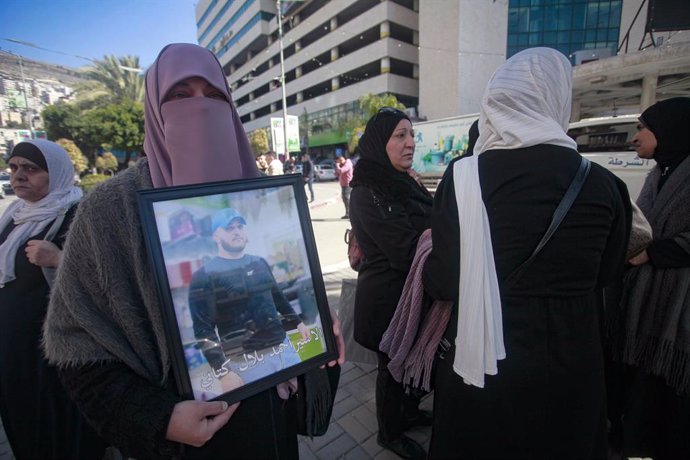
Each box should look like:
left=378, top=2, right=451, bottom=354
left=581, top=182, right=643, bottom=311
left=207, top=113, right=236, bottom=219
left=567, top=115, right=653, bottom=200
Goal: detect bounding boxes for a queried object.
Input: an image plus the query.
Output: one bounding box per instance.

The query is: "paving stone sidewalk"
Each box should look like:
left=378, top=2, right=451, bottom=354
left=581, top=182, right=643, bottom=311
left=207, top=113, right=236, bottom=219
left=297, top=269, right=433, bottom=460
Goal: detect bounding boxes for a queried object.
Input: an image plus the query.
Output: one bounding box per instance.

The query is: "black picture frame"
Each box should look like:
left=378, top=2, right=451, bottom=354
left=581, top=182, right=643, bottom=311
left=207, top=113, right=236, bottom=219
left=137, top=174, right=337, bottom=405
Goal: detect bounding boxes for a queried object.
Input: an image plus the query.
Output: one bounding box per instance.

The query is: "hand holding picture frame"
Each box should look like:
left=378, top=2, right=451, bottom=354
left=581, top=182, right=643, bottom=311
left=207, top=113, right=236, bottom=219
left=137, top=174, right=337, bottom=405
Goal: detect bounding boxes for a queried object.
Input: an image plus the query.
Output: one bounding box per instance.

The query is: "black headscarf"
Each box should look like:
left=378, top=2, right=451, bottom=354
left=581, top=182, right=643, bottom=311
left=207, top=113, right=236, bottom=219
left=465, top=119, right=479, bottom=157
left=350, top=108, right=432, bottom=205
left=639, top=97, right=690, bottom=169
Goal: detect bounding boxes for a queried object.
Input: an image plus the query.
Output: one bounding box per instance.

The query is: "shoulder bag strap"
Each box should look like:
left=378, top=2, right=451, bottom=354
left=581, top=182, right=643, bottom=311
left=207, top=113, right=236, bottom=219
left=504, top=157, right=591, bottom=289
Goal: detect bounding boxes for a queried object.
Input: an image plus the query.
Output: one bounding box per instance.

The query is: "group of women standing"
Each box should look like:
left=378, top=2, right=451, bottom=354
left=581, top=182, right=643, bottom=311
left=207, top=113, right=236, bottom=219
left=347, top=47, right=686, bottom=460
left=1, top=42, right=686, bottom=460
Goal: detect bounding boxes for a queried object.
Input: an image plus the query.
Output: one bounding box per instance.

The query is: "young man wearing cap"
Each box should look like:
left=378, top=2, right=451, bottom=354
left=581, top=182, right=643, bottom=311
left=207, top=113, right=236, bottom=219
left=187, top=208, right=309, bottom=395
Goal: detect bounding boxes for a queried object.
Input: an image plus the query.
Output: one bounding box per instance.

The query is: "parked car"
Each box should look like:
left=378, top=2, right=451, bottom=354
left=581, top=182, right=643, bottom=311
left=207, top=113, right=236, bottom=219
left=0, top=172, right=11, bottom=198
left=314, top=164, right=336, bottom=181
left=314, top=158, right=336, bottom=170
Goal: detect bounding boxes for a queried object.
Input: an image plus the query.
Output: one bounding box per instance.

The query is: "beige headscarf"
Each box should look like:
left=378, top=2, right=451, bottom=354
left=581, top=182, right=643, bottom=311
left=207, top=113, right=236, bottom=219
left=452, top=47, right=577, bottom=388
left=474, top=47, right=577, bottom=155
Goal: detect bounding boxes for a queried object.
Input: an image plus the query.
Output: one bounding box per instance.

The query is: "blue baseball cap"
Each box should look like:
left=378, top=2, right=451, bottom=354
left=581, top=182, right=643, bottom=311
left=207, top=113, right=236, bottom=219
left=211, top=208, right=247, bottom=233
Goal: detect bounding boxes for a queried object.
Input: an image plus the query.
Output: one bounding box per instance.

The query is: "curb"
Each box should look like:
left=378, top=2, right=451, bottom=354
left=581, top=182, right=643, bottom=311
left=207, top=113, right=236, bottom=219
left=308, top=194, right=339, bottom=210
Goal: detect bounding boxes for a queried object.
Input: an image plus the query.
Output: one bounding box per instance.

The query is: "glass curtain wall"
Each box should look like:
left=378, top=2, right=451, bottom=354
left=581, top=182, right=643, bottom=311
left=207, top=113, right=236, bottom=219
left=507, top=0, right=622, bottom=62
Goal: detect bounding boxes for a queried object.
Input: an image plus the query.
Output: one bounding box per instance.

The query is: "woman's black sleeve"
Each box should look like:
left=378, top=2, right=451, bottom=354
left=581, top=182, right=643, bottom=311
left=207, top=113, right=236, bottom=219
left=58, top=362, right=182, bottom=460
left=423, top=164, right=461, bottom=302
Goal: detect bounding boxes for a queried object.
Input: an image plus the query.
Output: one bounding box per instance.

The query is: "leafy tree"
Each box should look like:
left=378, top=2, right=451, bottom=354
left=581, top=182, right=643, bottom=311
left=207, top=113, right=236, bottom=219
left=358, top=93, right=406, bottom=120
left=248, top=128, right=270, bottom=156
left=78, top=55, right=145, bottom=105
left=43, top=102, right=81, bottom=141
left=95, top=152, right=119, bottom=172
left=43, top=100, right=144, bottom=167
left=90, top=100, right=144, bottom=169
left=80, top=174, right=110, bottom=193
left=55, top=138, right=89, bottom=174
left=344, top=93, right=407, bottom=153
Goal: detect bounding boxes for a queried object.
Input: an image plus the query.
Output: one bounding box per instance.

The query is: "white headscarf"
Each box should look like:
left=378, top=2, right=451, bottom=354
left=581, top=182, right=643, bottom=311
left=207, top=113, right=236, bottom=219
left=452, top=47, right=576, bottom=387
left=0, top=140, right=83, bottom=287
left=473, top=47, right=577, bottom=155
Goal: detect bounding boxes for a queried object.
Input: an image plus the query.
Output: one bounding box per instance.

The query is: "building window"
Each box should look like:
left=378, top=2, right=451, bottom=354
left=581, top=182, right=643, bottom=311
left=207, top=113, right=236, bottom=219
left=507, top=0, right=622, bottom=63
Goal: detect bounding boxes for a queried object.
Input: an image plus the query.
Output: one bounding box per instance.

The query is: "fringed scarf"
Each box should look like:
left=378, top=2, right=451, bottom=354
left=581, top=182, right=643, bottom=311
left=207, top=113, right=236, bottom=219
left=619, top=156, right=690, bottom=395
left=380, top=229, right=452, bottom=391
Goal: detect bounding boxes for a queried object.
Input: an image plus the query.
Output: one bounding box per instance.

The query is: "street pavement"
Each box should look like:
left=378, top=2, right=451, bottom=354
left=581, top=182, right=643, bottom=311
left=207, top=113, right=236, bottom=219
left=301, top=181, right=433, bottom=460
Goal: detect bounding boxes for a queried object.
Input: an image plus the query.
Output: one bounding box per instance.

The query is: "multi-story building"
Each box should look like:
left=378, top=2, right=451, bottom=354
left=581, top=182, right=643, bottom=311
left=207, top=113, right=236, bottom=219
left=195, top=0, right=690, bottom=156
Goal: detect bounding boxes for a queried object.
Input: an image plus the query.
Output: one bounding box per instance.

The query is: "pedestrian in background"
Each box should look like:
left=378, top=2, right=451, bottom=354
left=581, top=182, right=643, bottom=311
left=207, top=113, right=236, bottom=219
left=0, top=140, right=106, bottom=459
left=335, top=154, right=353, bottom=219
left=349, top=107, right=433, bottom=460
left=256, top=154, right=268, bottom=175
left=423, top=47, right=631, bottom=459
left=611, top=97, right=690, bottom=460
left=301, top=153, right=315, bottom=202
left=43, top=43, right=344, bottom=460
left=266, top=152, right=283, bottom=176
left=284, top=157, right=296, bottom=174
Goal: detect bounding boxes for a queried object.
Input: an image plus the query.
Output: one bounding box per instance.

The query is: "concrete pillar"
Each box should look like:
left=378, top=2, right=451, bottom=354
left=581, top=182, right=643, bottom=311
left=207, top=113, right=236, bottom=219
left=413, top=30, right=419, bottom=46
left=330, top=17, right=338, bottom=31
left=640, top=74, right=658, bottom=112
left=271, top=102, right=277, bottom=113
left=331, top=77, right=340, bottom=91
left=381, top=57, right=391, bottom=74
left=570, top=100, right=581, bottom=122
left=413, top=0, right=419, bottom=12
left=295, top=40, right=301, bottom=52
left=250, top=112, right=255, bottom=121
left=249, top=92, right=255, bottom=101
left=268, top=58, right=274, bottom=68
left=380, top=21, right=390, bottom=39
left=247, top=51, right=254, bottom=60
left=331, top=47, right=339, bottom=62
left=297, top=92, right=303, bottom=103
left=296, top=66, right=302, bottom=78
left=413, top=63, right=419, bottom=80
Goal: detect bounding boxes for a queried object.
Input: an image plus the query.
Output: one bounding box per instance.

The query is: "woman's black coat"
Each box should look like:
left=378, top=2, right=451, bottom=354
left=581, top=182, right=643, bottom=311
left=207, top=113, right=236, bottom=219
left=348, top=184, right=432, bottom=351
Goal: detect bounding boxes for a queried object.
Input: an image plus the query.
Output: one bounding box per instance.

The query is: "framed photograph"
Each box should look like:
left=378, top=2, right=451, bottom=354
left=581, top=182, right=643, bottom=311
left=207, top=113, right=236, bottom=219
left=137, top=174, right=337, bottom=405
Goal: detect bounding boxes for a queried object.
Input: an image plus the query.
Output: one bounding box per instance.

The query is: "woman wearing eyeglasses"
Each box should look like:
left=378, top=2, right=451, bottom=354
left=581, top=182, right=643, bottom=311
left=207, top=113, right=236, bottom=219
left=349, top=107, right=432, bottom=460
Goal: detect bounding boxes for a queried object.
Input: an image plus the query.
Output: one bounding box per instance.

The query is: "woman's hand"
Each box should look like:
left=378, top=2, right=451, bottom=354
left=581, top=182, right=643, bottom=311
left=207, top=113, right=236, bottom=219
left=628, top=249, right=650, bottom=266
left=327, top=308, right=346, bottom=367
left=25, top=240, right=62, bottom=268
left=165, top=400, right=239, bottom=447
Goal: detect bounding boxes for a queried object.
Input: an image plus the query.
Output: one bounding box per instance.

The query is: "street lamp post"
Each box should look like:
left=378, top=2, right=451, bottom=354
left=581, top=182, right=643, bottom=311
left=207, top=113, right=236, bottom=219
left=276, top=0, right=290, bottom=160
left=16, top=54, right=33, bottom=135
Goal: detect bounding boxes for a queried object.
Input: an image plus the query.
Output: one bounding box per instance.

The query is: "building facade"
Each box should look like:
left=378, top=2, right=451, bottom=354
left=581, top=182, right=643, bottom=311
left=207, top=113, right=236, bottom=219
left=196, top=0, right=690, bottom=154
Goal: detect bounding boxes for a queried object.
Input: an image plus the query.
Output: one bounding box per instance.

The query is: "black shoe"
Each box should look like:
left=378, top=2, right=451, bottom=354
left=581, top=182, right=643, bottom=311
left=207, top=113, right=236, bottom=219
left=341, top=215, right=349, bottom=219
left=403, top=410, right=433, bottom=430
left=377, top=434, right=427, bottom=460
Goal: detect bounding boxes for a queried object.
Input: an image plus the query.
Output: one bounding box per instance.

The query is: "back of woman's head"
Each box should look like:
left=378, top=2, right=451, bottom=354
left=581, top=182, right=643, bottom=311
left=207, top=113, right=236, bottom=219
left=357, top=107, right=410, bottom=167
left=474, top=47, right=576, bottom=154
left=144, top=43, right=258, bottom=187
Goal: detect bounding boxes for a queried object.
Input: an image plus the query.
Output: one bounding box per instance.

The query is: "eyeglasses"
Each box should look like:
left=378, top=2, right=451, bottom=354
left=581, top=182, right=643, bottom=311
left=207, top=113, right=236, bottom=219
left=373, top=106, right=407, bottom=123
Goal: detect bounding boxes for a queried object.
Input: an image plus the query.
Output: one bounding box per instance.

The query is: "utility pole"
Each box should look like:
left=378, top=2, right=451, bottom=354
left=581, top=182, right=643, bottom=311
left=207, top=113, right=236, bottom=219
left=16, top=53, right=33, bottom=135
left=276, top=0, right=290, bottom=160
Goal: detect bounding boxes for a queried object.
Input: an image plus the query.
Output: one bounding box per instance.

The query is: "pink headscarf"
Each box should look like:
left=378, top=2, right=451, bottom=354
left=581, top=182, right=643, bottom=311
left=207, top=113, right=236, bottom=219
left=144, top=43, right=259, bottom=187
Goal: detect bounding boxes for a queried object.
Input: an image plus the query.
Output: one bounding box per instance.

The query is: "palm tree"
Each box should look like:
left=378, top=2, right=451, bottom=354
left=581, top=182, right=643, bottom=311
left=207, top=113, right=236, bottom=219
left=78, top=55, right=145, bottom=104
